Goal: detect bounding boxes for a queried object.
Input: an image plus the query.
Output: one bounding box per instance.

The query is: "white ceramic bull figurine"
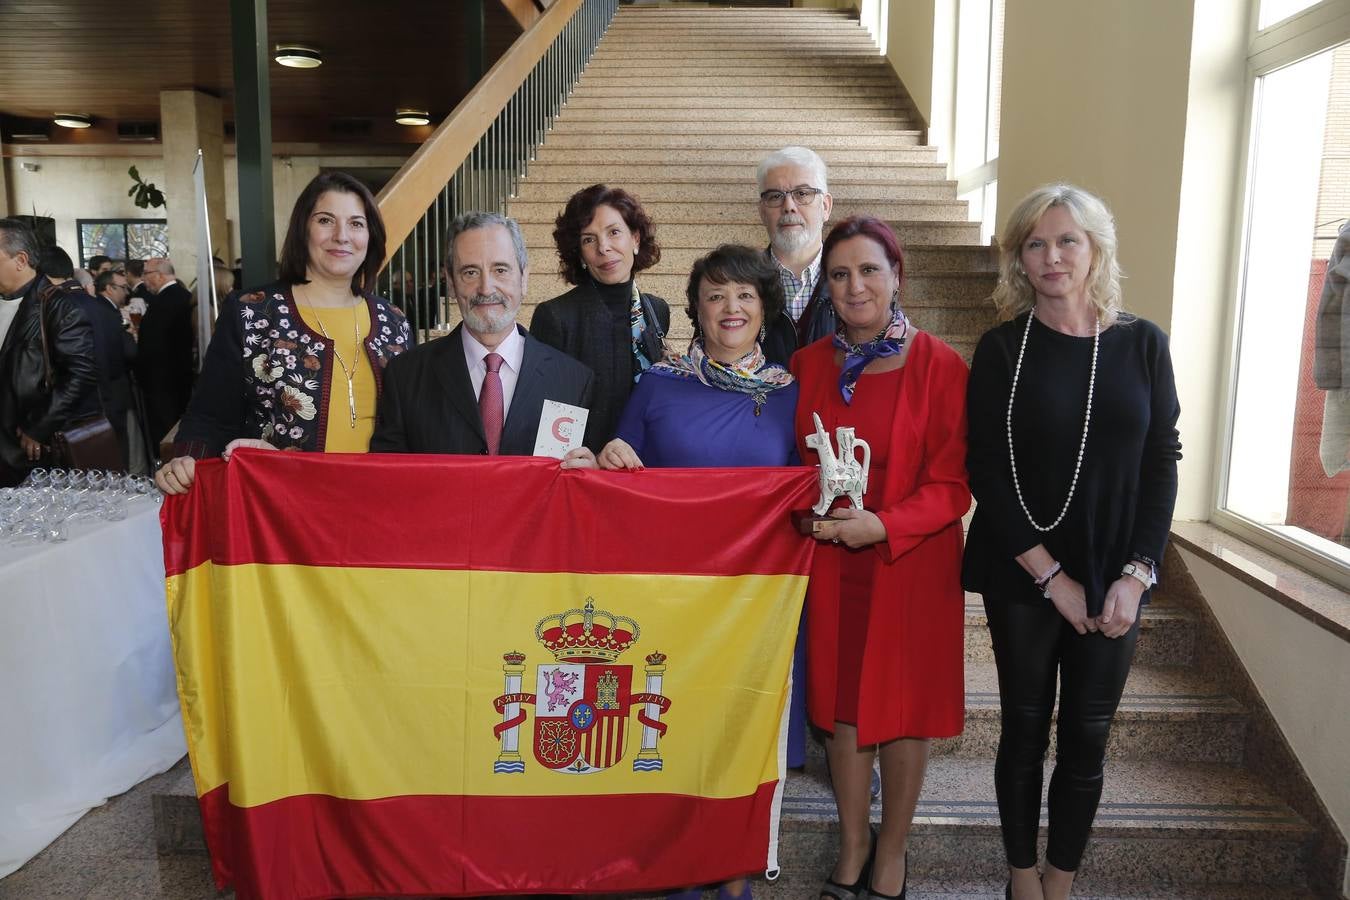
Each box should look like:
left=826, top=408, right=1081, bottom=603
left=804, top=412, right=871, bottom=517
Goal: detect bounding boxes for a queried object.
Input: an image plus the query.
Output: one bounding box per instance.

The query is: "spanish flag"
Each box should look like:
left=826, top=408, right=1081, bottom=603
left=163, top=452, right=817, bottom=899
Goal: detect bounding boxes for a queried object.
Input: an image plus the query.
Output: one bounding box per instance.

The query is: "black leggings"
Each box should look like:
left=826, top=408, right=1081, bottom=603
left=983, top=590, right=1139, bottom=871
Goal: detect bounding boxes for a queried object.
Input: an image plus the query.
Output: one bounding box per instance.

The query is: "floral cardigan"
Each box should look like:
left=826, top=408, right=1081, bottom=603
left=173, top=282, right=411, bottom=458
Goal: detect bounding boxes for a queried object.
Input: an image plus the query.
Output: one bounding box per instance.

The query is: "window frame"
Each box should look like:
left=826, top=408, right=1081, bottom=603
left=75, top=217, right=169, bottom=268
left=1213, top=0, right=1350, bottom=589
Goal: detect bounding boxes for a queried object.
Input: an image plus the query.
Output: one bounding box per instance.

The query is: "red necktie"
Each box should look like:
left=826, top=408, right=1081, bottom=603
left=480, top=352, right=504, bottom=455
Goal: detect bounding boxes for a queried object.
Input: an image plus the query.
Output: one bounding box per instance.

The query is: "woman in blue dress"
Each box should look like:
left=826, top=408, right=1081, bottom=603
left=596, top=243, right=800, bottom=900
left=598, top=244, right=798, bottom=470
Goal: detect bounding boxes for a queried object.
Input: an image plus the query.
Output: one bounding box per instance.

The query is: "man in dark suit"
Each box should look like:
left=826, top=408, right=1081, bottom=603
left=91, top=269, right=139, bottom=467
left=372, top=212, right=593, bottom=456
left=135, top=257, right=195, bottom=449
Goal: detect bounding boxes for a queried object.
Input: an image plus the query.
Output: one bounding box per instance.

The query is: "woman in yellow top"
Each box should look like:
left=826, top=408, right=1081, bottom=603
left=155, top=171, right=411, bottom=494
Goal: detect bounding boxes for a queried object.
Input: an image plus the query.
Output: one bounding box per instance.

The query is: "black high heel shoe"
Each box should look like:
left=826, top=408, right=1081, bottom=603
left=818, top=827, right=877, bottom=900
left=865, top=849, right=907, bottom=900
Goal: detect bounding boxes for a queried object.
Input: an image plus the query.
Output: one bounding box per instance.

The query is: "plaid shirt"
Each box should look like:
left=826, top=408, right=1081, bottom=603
left=771, top=248, right=823, bottom=323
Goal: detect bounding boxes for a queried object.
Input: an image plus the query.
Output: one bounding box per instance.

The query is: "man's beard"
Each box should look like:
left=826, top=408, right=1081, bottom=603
left=771, top=214, right=816, bottom=256
left=462, top=291, right=518, bottom=335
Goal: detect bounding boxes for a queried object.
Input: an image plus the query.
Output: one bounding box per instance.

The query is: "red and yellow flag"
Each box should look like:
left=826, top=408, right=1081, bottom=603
left=163, top=451, right=816, bottom=899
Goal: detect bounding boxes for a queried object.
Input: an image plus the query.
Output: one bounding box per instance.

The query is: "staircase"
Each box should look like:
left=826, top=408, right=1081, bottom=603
left=506, top=5, right=1331, bottom=898
left=509, top=5, right=996, bottom=362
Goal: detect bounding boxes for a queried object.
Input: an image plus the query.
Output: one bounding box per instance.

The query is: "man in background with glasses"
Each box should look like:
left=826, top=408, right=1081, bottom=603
left=757, top=145, right=835, bottom=366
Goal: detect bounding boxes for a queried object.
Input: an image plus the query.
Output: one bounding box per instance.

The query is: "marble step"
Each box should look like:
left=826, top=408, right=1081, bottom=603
left=943, top=661, right=1248, bottom=764
left=963, top=601, right=1197, bottom=668
left=575, top=73, right=898, bottom=89
left=545, top=118, right=909, bottom=136
left=776, top=754, right=1314, bottom=890
left=583, top=56, right=890, bottom=71
left=556, top=109, right=913, bottom=127
left=152, top=758, right=1313, bottom=892
left=521, top=244, right=995, bottom=274
left=575, top=65, right=897, bottom=83
left=590, top=49, right=883, bottom=62
left=532, top=131, right=923, bottom=150
left=517, top=219, right=979, bottom=248
left=512, top=176, right=955, bottom=202
left=511, top=199, right=961, bottom=225
left=563, top=94, right=902, bottom=111
left=520, top=276, right=997, bottom=328
left=566, top=83, right=903, bottom=99
left=531, top=147, right=940, bottom=166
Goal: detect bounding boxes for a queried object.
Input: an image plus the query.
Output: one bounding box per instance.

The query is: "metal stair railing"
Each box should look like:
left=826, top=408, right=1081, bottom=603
left=375, top=0, right=619, bottom=340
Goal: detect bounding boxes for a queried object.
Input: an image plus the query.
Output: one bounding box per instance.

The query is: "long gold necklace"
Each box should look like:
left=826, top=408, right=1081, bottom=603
left=299, top=288, right=362, bottom=428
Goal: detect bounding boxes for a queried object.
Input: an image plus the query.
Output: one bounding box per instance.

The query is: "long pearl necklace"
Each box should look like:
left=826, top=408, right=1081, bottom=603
left=1006, top=308, right=1098, bottom=532
left=299, top=288, right=363, bottom=429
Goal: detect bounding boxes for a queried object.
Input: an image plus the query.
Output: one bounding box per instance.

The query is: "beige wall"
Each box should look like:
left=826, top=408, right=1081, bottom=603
left=997, top=0, right=1194, bottom=330
left=996, top=0, right=1252, bottom=522
left=885, top=0, right=955, bottom=150
left=1168, top=0, right=1251, bottom=521
left=1179, top=548, right=1350, bottom=896
left=5, top=156, right=169, bottom=264
left=3, top=152, right=407, bottom=274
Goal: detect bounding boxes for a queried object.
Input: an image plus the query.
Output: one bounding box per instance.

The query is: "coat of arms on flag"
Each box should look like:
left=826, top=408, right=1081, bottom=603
left=492, top=598, right=672, bottom=774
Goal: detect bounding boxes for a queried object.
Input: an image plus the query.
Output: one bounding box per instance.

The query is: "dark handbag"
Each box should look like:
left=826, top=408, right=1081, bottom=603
left=36, top=285, right=123, bottom=470
left=50, top=415, right=121, bottom=469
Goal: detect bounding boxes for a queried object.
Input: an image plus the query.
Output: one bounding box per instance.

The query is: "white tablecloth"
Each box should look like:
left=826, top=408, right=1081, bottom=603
left=0, top=498, right=186, bottom=878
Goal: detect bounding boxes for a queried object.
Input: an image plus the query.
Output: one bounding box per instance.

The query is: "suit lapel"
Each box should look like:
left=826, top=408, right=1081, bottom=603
left=434, top=325, right=485, bottom=444
left=502, top=327, right=544, bottom=453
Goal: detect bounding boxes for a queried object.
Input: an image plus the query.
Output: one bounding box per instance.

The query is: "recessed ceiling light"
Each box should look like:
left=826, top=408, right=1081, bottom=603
left=395, top=108, right=431, bottom=126
left=274, top=44, right=322, bottom=68
left=53, top=113, right=93, bottom=129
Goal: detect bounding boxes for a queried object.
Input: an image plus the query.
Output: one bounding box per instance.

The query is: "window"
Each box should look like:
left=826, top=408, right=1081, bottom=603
left=1220, top=0, right=1350, bottom=580
left=952, top=0, right=1004, bottom=243
left=76, top=219, right=168, bottom=267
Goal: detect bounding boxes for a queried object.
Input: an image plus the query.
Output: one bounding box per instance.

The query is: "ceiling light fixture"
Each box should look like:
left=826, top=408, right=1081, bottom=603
left=53, top=113, right=93, bottom=129
left=394, top=108, right=431, bottom=126
left=273, top=44, right=323, bottom=68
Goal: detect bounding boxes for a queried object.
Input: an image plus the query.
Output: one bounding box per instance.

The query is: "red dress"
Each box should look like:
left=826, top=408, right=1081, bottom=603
left=791, top=331, right=970, bottom=743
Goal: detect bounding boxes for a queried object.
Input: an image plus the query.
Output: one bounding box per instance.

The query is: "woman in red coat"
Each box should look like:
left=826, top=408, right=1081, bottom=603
left=792, top=215, right=970, bottom=900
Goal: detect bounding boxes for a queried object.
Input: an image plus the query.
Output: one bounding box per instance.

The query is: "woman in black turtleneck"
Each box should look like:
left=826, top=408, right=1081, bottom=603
left=531, top=184, right=670, bottom=450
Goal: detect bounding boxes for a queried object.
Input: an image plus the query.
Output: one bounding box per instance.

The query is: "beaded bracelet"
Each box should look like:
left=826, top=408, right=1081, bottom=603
left=1033, top=561, right=1062, bottom=592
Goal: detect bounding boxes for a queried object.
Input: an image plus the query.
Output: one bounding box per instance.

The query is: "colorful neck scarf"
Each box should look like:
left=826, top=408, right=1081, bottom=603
left=652, top=339, right=794, bottom=415
left=832, top=306, right=909, bottom=404
left=629, top=280, right=654, bottom=381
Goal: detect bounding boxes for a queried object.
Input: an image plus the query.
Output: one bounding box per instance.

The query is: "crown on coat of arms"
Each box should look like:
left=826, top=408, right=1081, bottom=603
left=535, top=598, right=639, bottom=663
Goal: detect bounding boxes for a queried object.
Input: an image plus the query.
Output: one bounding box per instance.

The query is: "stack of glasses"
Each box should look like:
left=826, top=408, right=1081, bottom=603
left=0, top=468, right=160, bottom=545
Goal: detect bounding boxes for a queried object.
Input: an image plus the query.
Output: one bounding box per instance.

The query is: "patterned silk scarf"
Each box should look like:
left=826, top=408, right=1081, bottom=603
left=832, top=306, right=910, bottom=404
left=652, top=339, right=794, bottom=415
left=630, top=281, right=654, bottom=380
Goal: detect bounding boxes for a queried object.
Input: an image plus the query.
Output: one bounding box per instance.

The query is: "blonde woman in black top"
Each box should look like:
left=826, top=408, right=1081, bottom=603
left=962, top=184, right=1181, bottom=900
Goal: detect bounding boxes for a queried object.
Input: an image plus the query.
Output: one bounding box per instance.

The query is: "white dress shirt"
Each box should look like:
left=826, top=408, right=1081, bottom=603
left=461, top=325, right=525, bottom=418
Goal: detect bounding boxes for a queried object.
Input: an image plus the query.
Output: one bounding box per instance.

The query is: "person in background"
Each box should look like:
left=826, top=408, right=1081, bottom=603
left=87, top=255, right=114, bottom=277
left=963, top=184, right=1181, bottom=900
left=757, top=146, right=836, bottom=366
left=155, top=171, right=411, bottom=494
left=531, top=184, right=670, bottom=450
left=136, top=256, right=195, bottom=449
left=93, top=268, right=139, bottom=467
left=0, top=220, right=99, bottom=485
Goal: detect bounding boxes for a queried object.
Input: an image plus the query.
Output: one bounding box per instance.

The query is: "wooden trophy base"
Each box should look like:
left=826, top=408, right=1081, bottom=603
left=790, top=509, right=832, bottom=535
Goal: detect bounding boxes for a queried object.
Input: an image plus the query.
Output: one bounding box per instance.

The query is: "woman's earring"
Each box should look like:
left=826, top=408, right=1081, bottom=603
left=759, top=324, right=767, bottom=343
left=890, top=288, right=900, bottom=311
